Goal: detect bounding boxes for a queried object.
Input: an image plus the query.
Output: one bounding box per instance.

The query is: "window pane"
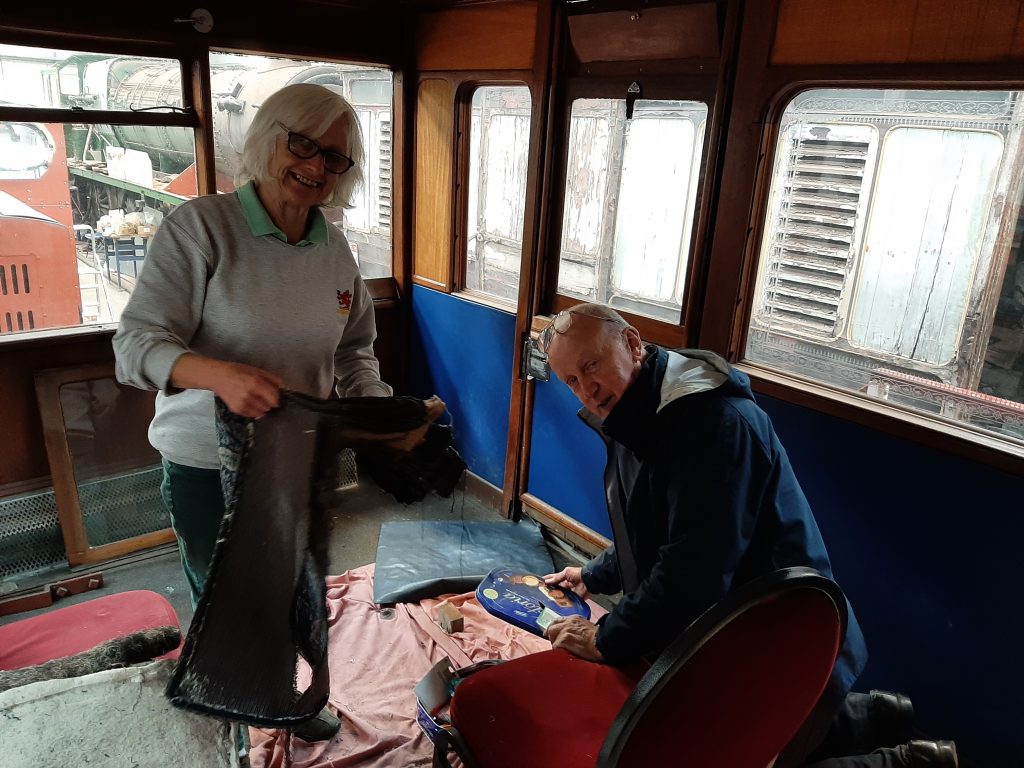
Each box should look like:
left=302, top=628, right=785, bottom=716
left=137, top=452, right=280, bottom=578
left=851, top=127, right=1002, bottom=364
left=211, top=52, right=394, bottom=279
left=1, top=119, right=195, bottom=336
left=463, top=85, right=532, bottom=303
left=747, top=88, right=1024, bottom=445
left=557, top=99, right=707, bottom=322
left=0, top=44, right=183, bottom=112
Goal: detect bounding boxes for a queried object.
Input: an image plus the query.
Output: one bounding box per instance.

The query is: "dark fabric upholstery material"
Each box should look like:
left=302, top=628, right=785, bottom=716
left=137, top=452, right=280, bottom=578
left=0, top=626, right=181, bottom=693
left=166, top=392, right=465, bottom=727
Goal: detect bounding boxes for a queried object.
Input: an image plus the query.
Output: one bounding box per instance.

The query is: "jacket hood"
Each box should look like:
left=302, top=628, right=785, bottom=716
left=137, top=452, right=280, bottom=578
left=659, top=348, right=757, bottom=408
left=583, top=347, right=755, bottom=456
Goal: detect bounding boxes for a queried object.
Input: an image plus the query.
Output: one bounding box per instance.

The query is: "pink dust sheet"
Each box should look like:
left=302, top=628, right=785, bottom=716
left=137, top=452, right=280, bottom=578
left=248, top=563, right=605, bottom=768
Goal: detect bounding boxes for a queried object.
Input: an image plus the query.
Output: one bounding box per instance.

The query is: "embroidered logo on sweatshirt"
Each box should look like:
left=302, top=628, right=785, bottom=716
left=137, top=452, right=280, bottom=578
left=337, top=289, right=352, bottom=316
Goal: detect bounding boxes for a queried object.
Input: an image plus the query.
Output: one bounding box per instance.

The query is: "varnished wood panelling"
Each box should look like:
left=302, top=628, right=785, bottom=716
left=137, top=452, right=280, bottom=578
left=773, top=0, right=1024, bottom=64
left=416, top=2, right=537, bottom=71
left=567, top=3, right=720, bottom=63
left=0, top=2, right=405, bottom=68
left=0, top=334, right=116, bottom=492
left=413, top=79, right=455, bottom=290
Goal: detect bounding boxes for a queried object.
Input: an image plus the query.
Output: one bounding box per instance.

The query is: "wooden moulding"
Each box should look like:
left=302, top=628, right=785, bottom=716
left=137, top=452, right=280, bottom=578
left=772, top=0, right=1024, bottom=66
left=416, top=2, right=538, bottom=72
left=567, top=3, right=720, bottom=63
left=520, top=493, right=611, bottom=558
left=33, top=362, right=175, bottom=567
left=413, top=78, right=455, bottom=290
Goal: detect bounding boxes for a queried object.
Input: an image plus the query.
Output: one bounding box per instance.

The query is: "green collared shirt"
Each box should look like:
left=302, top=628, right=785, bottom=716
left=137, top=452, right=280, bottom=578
left=236, top=181, right=328, bottom=246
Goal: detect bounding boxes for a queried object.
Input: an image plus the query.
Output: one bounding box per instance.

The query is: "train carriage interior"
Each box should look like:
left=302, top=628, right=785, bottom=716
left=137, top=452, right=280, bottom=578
left=1, top=1, right=1022, bottom=766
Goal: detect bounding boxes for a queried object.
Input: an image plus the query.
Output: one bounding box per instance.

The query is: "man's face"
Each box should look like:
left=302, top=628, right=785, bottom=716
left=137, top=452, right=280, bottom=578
left=546, top=314, right=644, bottom=419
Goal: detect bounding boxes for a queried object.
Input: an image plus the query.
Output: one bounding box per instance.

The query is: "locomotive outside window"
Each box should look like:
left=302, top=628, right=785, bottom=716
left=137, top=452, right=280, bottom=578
left=0, top=45, right=395, bottom=340
left=0, top=44, right=194, bottom=338
left=210, top=51, right=394, bottom=280
left=556, top=98, right=708, bottom=324
left=746, top=87, right=1024, bottom=448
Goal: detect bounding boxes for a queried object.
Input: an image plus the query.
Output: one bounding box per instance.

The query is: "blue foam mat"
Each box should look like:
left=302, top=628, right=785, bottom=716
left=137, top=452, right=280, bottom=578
left=372, top=519, right=555, bottom=604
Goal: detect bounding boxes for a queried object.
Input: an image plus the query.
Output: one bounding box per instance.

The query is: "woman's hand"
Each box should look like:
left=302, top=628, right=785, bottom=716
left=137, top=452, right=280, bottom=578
left=170, top=354, right=282, bottom=418
left=543, top=566, right=590, bottom=599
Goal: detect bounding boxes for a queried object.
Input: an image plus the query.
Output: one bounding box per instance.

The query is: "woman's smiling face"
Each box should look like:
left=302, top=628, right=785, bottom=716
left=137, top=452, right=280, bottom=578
left=265, top=119, right=349, bottom=210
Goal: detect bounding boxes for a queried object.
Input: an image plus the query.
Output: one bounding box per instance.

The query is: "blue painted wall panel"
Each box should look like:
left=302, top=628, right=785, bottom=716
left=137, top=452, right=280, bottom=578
left=527, top=376, right=612, bottom=538
left=758, top=394, right=1023, bottom=767
left=408, top=286, right=514, bottom=489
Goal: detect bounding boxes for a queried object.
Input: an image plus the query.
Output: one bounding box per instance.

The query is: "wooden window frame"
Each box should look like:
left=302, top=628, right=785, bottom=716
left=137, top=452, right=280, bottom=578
left=699, top=0, right=1024, bottom=475
left=33, top=362, right=175, bottom=566
left=453, top=79, right=534, bottom=312
left=540, top=69, right=723, bottom=349
left=0, top=32, right=405, bottom=346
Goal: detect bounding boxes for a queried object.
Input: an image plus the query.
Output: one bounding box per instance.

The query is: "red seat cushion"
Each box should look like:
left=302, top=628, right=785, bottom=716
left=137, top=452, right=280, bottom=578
left=0, top=590, right=181, bottom=670
left=450, top=649, right=644, bottom=768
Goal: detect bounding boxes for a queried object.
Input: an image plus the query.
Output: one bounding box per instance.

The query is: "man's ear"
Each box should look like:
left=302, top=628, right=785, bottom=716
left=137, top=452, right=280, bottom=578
left=624, top=326, right=644, bottom=360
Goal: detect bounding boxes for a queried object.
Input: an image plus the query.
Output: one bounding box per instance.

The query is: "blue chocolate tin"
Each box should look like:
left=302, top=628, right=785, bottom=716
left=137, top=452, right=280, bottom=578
left=475, top=567, right=590, bottom=636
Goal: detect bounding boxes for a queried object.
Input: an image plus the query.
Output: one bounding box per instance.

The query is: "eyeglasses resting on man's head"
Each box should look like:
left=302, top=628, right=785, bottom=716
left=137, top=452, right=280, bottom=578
left=537, top=308, right=620, bottom=354
left=277, top=123, right=354, bottom=175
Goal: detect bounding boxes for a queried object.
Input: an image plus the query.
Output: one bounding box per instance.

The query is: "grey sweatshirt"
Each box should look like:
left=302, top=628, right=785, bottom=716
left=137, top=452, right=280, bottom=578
left=113, top=189, right=391, bottom=469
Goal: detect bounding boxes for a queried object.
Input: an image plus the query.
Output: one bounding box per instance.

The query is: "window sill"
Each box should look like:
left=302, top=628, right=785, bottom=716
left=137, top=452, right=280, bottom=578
left=737, top=362, right=1024, bottom=475
left=454, top=289, right=518, bottom=315
left=0, top=323, right=118, bottom=350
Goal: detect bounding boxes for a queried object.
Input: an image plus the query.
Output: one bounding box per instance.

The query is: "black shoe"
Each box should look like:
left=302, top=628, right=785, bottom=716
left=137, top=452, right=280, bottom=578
left=870, top=689, right=915, bottom=747
left=905, top=740, right=959, bottom=768
left=293, top=707, right=341, bottom=742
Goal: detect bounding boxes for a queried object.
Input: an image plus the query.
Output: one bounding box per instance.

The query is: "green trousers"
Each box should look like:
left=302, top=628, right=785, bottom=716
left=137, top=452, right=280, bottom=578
left=159, top=459, right=225, bottom=607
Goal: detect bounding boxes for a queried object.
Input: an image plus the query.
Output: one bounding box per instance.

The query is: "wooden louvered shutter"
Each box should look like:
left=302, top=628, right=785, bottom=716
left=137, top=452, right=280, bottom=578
left=754, top=123, right=876, bottom=341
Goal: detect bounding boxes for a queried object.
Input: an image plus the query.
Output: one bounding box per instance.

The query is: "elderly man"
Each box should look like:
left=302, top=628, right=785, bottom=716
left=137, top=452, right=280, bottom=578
left=538, top=303, right=956, bottom=768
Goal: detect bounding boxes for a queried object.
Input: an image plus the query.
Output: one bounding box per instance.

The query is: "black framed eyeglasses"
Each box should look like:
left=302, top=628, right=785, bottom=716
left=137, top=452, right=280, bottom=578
left=537, top=308, right=620, bottom=353
left=278, top=123, right=354, bottom=175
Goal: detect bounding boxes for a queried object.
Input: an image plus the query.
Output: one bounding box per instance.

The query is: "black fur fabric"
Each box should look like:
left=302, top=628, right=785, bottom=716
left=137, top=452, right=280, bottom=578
left=0, top=625, right=181, bottom=693
left=166, top=392, right=465, bottom=728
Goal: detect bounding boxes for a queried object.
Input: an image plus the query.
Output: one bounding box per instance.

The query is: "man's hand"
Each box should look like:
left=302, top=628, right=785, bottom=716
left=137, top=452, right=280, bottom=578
left=544, top=616, right=604, bottom=662
left=543, top=566, right=589, bottom=599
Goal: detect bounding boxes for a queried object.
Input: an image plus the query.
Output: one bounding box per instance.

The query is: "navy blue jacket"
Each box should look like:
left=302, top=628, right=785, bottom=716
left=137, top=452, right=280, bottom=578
left=581, top=347, right=867, bottom=696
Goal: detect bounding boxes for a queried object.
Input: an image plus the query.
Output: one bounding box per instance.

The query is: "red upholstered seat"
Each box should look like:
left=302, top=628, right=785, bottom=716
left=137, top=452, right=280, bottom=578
left=450, top=649, right=643, bottom=768
left=438, top=568, right=845, bottom=768
left=0, top=590, right=182, bottom=671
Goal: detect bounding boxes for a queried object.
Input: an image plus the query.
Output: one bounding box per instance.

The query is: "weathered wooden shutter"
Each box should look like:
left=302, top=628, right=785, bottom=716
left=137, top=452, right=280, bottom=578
left=755, top=123, right=874, bottom=340
left=377, top=115, right=391, bottom=230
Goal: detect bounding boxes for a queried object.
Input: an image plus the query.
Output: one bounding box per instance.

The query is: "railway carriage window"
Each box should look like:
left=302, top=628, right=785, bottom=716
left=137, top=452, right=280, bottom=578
left=462, top=85, right=532, bottom=304
left=0, top=44, right=195, bottom=337
left=557, top=98, right=707, bottom=323
left=211, top=52, right=394, bottom=279
left=746, top=88, right=1024, bottom=446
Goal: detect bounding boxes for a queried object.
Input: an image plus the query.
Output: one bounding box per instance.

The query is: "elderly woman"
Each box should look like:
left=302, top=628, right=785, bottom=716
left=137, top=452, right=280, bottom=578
left=113, top=83, right=389, bottom=740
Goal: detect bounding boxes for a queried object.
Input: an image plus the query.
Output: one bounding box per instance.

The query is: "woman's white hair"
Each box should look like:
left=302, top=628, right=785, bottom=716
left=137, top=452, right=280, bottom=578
left=236, top=82, right=364, bottom=208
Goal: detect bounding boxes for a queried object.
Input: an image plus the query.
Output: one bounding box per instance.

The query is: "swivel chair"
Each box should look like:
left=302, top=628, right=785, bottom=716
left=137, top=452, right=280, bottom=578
left=433, top=567, right=847, bottom=768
